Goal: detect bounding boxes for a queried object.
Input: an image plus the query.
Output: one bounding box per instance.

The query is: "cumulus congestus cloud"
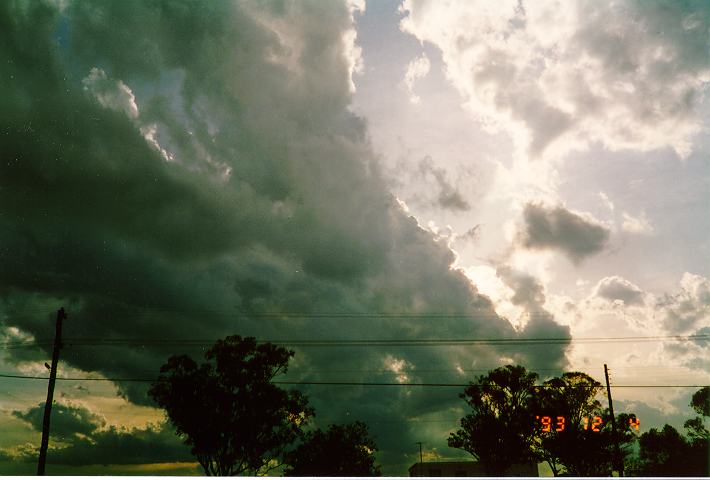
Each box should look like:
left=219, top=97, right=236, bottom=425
left=0, top=0, right=570, bottom=471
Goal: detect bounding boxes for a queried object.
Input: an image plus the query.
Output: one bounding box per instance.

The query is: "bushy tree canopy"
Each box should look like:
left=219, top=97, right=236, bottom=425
left=629, top=424, right=700, bottom=476
left=448, top=365, right=539, bottom=475
left=690, top=386, right=709, bottom=417
left=284, top=421, right=380, bottom=476
left=148, top=335, right=313, bottom=476
left=685, top=385, right=709, bottom=442
left=450, top=367, right=640, bottom=477
left=533, top=372, right=605, bottom=476
left=626, top=386, right=708, bottom=477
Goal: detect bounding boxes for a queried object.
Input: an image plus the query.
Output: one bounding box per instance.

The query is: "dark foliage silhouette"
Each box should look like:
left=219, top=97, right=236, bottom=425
left=533, top=371, right=605, bottom=476
left=533, top=372, right=637, bottom=476
left=690, top=386, right=709, bottom=417
left=449, top=367, right=640, bottom=477
left=554, top=409, right=637, bottom=476
left=283, top=421, right=381, bottom=476
left=629, top=424, right=700, bottom=476
left=685, top=385, right=709, bottom=441
left=448, top=365, right=539, bottom=475
left=628, top=386, right=708, bottom=476
left=148, top=335, right=313, bottom=476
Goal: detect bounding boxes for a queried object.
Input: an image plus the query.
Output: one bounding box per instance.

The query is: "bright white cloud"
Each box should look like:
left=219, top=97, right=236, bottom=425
left=343, top=0, right=366, bottom=93
left=384, top=354, right=413, bottom=383
left=403, top=53, right=431, bottom=104
left=400, top=0, right=710, bottom=159
left=82, top=67, right=139, bottom=119
left=462, top=265, right=525, bottom=325
left=599, top=192, right=615, bottom=212
left=139, top=124, right=174, bottom=163
left=622, top=211, right=655, bottom=235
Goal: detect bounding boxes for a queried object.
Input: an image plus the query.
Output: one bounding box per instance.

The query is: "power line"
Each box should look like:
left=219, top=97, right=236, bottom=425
left=0, top=308, right=588, bottom=320
left=0, top=307, right=588, bottom=317
left=0, top=373, right=705, bottom=388
left=274, top=381, right=708, bottom=389
left=1, top=333, right=706, bottom=349
left=0, top=374, right=151, bottom=382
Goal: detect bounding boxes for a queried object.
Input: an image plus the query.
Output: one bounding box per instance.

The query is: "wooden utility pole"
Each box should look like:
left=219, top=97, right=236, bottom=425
left=604, top=364, right=623, bottom=477
left=37, top=307, right=66, bottom=476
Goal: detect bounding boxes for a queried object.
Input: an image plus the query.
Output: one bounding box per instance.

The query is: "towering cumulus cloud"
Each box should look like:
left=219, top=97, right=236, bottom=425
left=0, top=1, right=570, bottom=471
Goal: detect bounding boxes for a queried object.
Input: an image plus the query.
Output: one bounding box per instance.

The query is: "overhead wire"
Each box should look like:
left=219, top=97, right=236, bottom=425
left=0, top=306, right=595, bottom=318
left=1, top=333, right=707, bottom=350
left=2, top=329, right=705, bottom=398
left=0, top=373, right=705, bottom=388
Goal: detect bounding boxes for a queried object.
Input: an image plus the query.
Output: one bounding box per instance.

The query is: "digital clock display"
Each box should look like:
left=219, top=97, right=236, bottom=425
left=535, top=416, right=640, bottom=432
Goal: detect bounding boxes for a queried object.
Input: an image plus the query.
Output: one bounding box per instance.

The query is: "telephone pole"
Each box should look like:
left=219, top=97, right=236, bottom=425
left=37, top=307, right=66, bottom=475
left=604, top=364, right=623, bottom=477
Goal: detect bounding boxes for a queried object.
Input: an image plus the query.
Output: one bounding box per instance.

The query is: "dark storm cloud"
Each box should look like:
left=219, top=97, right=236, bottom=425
left=517, top=203, right=610, bottom=263
left=594, top=276, right=645, bottom=306
left=0, top=0, right=570, bottom=471
left=13, top=402, right=105, bottom=442
left=496, top=266, right=545, bottom=310
left=51, top=425, right=193, bottom=466
left=9, top=402, right=191, bottom=466
left=496, top=266, right=571, bottom=372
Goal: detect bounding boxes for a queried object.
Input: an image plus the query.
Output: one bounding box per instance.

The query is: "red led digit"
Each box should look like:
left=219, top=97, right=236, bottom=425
left=541, top=416, right=551, bottom=432
left=592, top=416, right=602, bottom=432
left=556, top=416, right=565, bottom=432
left=629, top=417, right=640, bottom=430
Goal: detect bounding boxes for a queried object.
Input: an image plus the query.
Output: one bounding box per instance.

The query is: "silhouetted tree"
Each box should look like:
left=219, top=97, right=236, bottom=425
left=690, top=386, right=710, bottom=416
left=533, top=372, right=604, bottom=476
left=684, top=386, right=709, bottom=476
left=685, top=385, right=709, bottom=441
left=283, top=421, right=381, bottom=476
left=628, top=386, right=709, bottom=476
left=148, top=335, right=313, bottom=476
left=560, top=409, right=637, bottom=476
left=630, top=424, right=708, bottom=476
left=630, top=424, right=692, bottom=476
left=448, top=365, right=538, bottom=475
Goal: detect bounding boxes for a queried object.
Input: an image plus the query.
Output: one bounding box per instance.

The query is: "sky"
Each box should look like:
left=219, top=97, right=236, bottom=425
left=0, top=0, right=708, bottom=475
